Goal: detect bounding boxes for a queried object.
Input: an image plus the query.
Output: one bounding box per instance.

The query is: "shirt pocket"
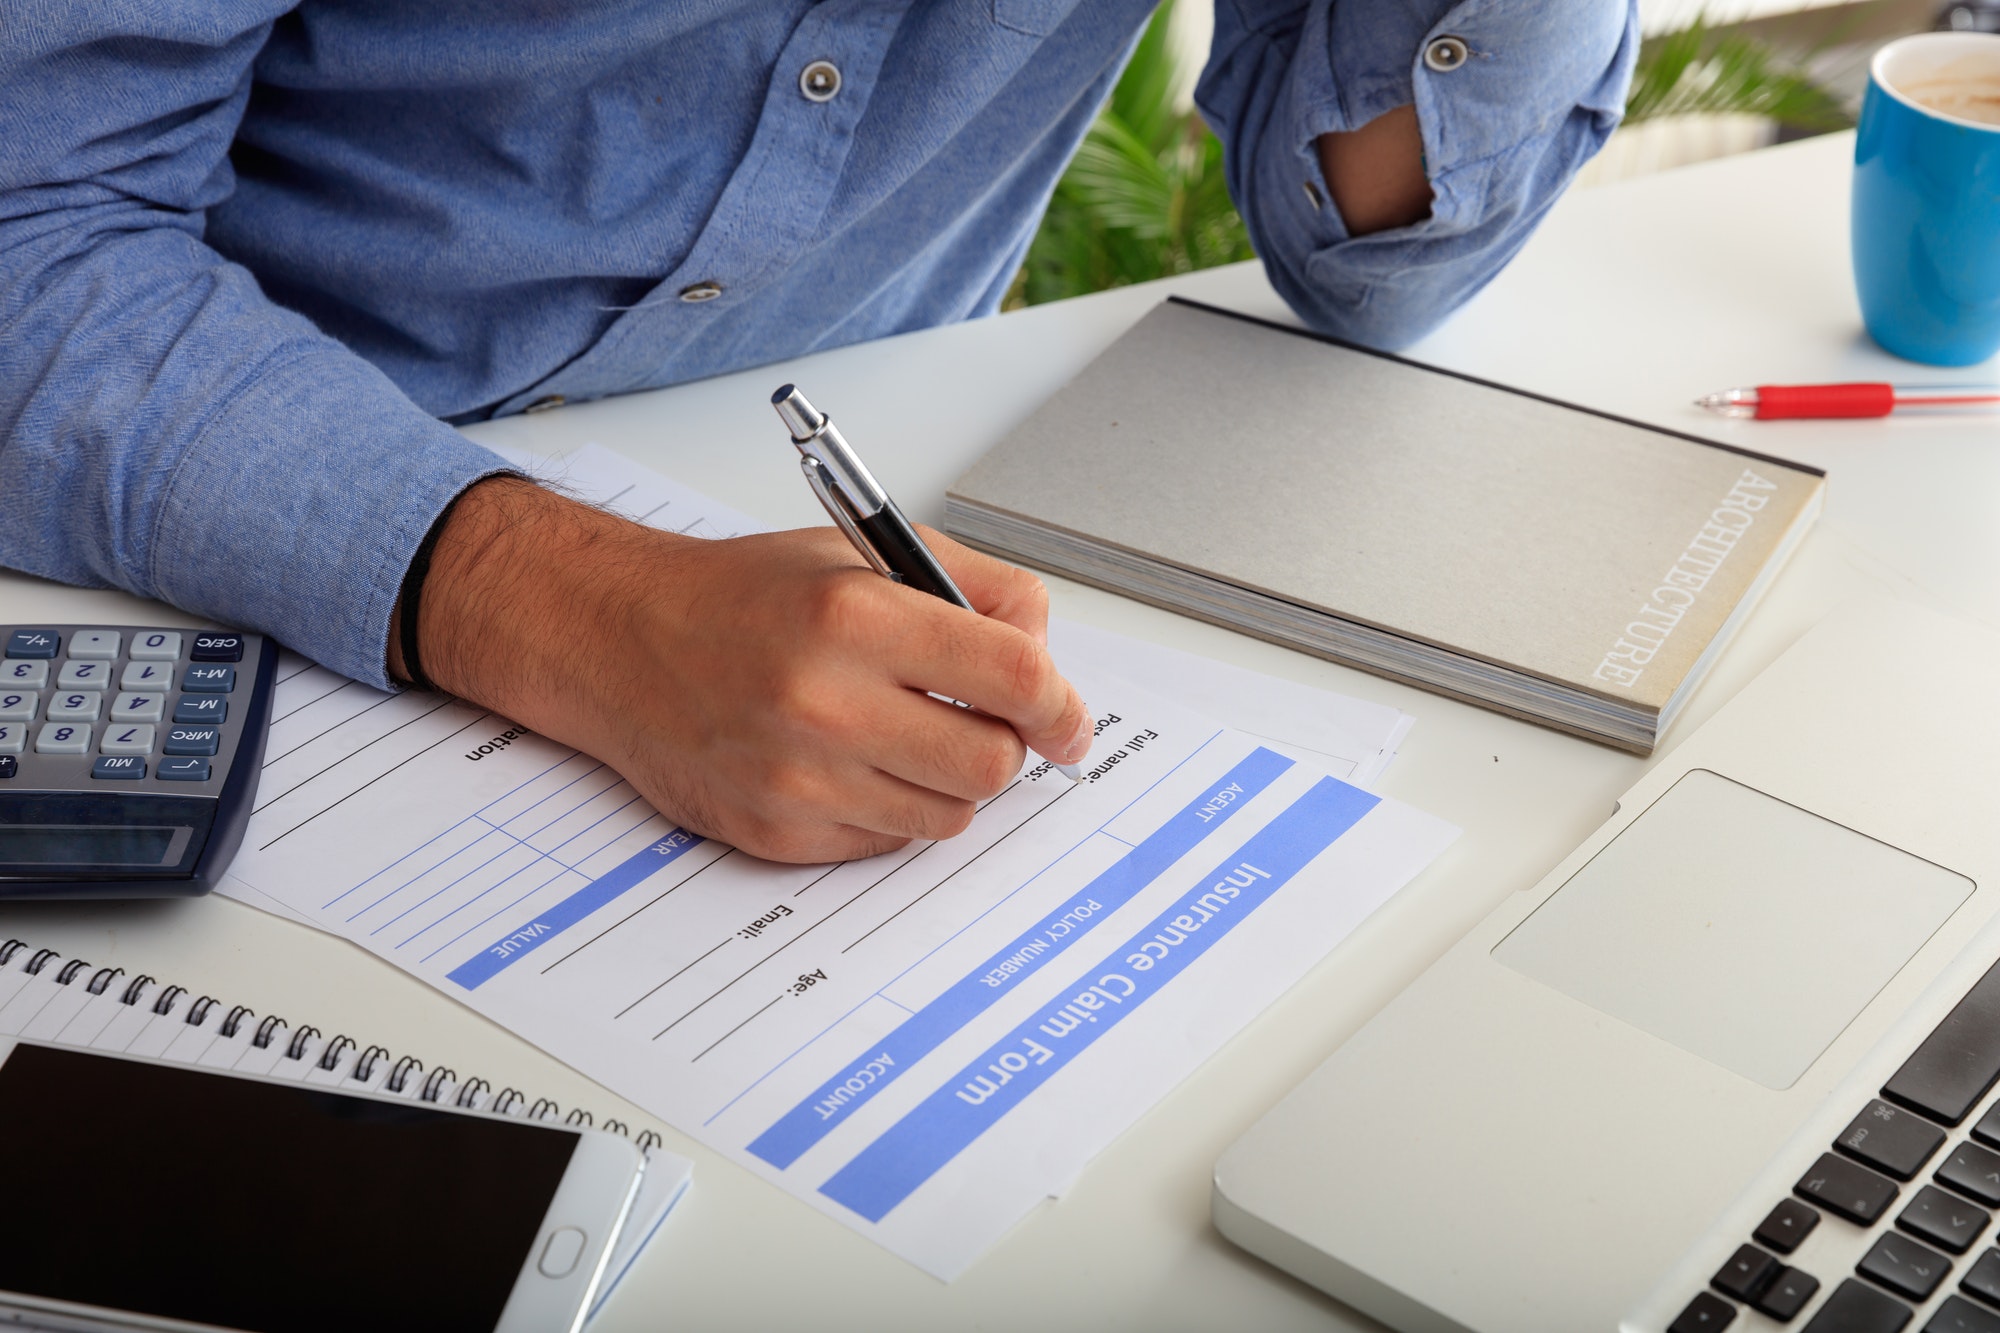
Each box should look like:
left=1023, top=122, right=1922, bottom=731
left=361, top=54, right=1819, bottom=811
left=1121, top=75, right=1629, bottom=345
left=992, top=0, right=1075, bottom=37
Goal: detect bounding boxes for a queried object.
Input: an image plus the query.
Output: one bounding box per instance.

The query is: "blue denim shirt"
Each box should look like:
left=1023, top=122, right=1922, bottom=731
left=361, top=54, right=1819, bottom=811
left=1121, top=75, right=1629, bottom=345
left=0, top=1, right=1636, bottom=688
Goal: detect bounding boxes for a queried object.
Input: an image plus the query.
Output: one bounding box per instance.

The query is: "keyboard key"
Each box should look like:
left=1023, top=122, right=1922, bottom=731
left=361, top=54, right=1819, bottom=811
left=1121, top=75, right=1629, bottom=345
left=1803, top=1278, right=1911, bottom=1332
left=1940, top=1143, right=2000, bottom=1206
left=0, top=691, right=35, bottom=722
left=155, top=756, right=211, bottom=782
left=1800, top=1152, right=1901, bottom=1224
left=1962, top=1248, right=2000, bottom=1308
left=128, top=630, right=181, bottom=661
left=1973, top=1104, right=2000, bottom=1152
left=1903, top=1185, right=1992, bottom=1254
left=1714, top=1243, right=1780, bottom=1301
left=91, top=755, right=144, bottom=781
left=34, top=722, right=89, bottom=755
left=172, top=696, right=226, bottom=724
left=162, top=727, right=219, bottom=756
left=119, top=660, right=173, bottom=690
left=179, top=664, right=234, bottom=693
left=1862, top=1232, right=1952, bottom=1302
left=0, top=659, right=48, bottom=688
left=1930, top=1295, right=2000, bottom=1332
left=47, top=691, right=99, bottom=722
left=4, top=630, right=58, bottom=659
left=1758, top=1198, right=1823, bottom=1255
left=1670, top=1290, right=1738, bottom=1332
left=68, top=630, right=119, bottom=659
left=110, top=693, right=163, bottom=723
left=1887, top=959, right=2000, bottom=1126
left=1842, top=1100, right=1951, bottom=1180
left=1756, top=1266, right=1821, bottom=1322
left=0, top=757, right=15, bottom=779
left=0, top=724, right=22, bottom=755
left=190, top=632, right=243, bottom=662
left=99, top=724, right=154, bottom=757
left=55, top=660, right=111, bottom=690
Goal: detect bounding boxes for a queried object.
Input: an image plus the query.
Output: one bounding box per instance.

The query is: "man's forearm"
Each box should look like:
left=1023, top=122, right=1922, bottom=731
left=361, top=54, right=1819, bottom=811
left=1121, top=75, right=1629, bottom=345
left=1315, top=105, right=1432, bottom=236
left=387, top=475, right=682, bottom=726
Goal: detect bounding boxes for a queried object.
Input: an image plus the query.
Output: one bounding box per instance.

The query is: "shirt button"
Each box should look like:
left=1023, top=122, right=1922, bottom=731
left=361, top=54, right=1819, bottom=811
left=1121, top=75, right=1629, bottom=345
left=679, top=281, right=724, bottom=303
left=799, top=60, right=841, bottom=103
left=524, top=395, right=566, bottom=413
left=1423, top=36, right=1470, bottom=73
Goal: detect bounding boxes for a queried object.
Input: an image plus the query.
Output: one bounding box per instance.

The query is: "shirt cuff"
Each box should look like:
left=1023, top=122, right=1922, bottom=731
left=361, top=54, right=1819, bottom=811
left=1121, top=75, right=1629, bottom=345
left=147, top=343, right=516, bottom=690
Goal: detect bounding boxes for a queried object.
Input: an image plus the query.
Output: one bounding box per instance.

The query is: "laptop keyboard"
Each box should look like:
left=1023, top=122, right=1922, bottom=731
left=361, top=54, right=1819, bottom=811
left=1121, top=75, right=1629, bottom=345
left=1669, top=956, right=2000, bottom=1332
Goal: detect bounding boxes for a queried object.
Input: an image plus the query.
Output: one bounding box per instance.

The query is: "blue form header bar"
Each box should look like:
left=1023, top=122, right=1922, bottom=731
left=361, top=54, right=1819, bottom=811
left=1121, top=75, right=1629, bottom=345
left=447, top=829, right=703, bottom=990
left=746, top=747, right=1296, bottom=1169
left=818, top=776, right=1379, bottom=1222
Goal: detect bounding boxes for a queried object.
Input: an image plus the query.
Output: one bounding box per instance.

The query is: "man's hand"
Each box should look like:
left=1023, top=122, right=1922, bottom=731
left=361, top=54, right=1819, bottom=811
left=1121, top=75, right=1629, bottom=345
left=391, top=477, right=1094, bottom=863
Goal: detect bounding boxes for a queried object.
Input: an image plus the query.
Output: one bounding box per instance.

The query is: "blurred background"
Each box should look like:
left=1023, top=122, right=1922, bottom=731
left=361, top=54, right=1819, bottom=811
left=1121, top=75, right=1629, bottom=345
left=1007, top=0, right=1987, bottom=308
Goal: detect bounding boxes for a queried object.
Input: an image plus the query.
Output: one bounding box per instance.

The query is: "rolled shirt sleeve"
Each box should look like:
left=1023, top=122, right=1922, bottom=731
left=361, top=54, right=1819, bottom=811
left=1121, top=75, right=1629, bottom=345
left=0, top=6, right=512, bottom=689
left=1198, top=0, right=1641, bottom=349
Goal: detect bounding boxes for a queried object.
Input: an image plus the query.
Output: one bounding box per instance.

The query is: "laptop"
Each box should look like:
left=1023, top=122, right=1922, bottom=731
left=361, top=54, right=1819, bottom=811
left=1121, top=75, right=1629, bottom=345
left=1214, top=598, right=2000, bottom=1332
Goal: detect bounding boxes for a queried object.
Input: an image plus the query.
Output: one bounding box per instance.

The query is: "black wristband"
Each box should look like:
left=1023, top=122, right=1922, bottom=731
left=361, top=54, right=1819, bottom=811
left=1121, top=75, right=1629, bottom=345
left=397, top=485, right=477, bottom=693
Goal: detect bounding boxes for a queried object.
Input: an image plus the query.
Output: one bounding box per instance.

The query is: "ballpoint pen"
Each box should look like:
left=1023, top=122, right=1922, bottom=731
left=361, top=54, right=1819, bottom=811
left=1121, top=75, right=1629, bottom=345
left=1695, top=382, right=2000, bottom=420
left=770, top=384, right=1084, bottom=782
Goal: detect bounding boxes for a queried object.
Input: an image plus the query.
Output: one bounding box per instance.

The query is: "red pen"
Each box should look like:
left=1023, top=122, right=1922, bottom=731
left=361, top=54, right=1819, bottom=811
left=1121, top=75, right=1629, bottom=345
left=1695, top=382, right=2000, bottom=420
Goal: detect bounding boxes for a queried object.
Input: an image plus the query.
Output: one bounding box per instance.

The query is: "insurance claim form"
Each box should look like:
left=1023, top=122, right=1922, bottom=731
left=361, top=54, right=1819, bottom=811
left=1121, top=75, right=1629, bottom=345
left=220, top=446, right=1455, bottom=1276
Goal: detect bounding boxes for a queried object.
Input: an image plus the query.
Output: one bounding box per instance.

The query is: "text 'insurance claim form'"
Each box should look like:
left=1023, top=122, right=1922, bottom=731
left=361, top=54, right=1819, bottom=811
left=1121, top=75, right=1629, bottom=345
left=221, top=446, right=1456, bottom=1277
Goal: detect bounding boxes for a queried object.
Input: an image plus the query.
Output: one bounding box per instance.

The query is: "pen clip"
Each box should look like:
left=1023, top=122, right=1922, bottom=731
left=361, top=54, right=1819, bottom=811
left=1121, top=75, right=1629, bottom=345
left=801, top=457, right=900, bottom=582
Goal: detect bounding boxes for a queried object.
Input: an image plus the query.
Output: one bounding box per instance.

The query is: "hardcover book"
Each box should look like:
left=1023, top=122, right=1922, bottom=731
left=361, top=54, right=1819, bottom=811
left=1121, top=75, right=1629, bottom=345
left=944, top=299, right=1825, bottom=752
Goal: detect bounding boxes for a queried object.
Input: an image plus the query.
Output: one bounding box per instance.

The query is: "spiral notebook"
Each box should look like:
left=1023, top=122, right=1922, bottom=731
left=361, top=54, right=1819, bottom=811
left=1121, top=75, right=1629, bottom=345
left=0, top=935, right=692, bottom=1324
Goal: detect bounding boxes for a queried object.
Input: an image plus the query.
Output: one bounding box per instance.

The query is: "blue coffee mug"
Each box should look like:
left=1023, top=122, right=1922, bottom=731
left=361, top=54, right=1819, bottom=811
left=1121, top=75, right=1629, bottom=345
left=1853, top=33, right=2000, bottom=366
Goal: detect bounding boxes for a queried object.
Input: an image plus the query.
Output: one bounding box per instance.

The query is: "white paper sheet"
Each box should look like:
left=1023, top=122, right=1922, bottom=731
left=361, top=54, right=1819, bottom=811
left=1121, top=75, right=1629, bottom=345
left=218, top=444, right=1453, bottom=1276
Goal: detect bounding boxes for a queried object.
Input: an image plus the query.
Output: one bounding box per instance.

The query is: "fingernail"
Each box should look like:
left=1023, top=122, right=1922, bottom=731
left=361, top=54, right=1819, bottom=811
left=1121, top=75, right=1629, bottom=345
left=1062, top=707, right=1094, bottom=763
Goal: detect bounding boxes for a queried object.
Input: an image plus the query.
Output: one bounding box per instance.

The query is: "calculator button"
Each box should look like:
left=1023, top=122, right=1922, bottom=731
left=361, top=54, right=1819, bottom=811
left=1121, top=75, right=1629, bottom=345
left=55, top=661, right=111, bottom=690
left=190, top=633, right=244, bottom=662
left=156, top=756, right=211, bottom=782
left=172, top=696, right=226, bottom=724
left=5, top=631, right=59, bottom=659
left=0, top=692, right=34, bottom=722
left=0, top=725, right=22, bottom=755
left=180, top=664, right=235, bottom=693
left=100, top=724, right=154, bottom=756
left=110, top=693, right=163, bottom=723
left=0, top=660, right=48, bottom=688
left=35, top=722, right=90, bottom=754
left=129, top=631, right=182, bottom=661
left=48, top=692, right=101, bottom=722
left=120, top=660, right=174, bottom=690
left=162, top=727, right=220, bottom=756
left=0, top=757, right=14, bottom=780
left=92, top=755, right=145, bottom=781
left=68, top=630, right=120, bottom=659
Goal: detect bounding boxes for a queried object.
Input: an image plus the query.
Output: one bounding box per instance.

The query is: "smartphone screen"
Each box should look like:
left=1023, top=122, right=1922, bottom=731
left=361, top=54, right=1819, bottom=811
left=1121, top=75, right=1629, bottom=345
left=0, top=1043, right=580, bottom=1333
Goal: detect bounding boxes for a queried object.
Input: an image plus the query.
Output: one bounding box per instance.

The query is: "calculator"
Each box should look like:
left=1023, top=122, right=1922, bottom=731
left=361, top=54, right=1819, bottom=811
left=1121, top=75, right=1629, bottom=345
left=0, top=626, right=276, bottom=898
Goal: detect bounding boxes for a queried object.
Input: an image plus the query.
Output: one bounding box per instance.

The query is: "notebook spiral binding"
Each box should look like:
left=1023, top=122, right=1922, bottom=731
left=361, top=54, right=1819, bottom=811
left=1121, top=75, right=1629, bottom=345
left=0, top=938, right=664, bottom=1155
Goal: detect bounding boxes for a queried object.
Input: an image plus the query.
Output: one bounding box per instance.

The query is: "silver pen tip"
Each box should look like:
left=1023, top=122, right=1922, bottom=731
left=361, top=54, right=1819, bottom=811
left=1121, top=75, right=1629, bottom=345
left=771, top=384, right=825, bottom=440
left=1057, top=763, right=1083, bottom=782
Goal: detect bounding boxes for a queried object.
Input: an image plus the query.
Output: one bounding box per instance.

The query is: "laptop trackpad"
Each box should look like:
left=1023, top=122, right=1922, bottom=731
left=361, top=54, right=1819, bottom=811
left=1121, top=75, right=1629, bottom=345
left=1494, top=770, right=1973, bottom=1089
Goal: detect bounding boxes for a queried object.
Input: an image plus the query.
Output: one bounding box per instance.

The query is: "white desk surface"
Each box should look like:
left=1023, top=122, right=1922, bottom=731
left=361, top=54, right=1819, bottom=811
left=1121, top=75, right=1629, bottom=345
left=4, top=130, right=1992, bottom=1331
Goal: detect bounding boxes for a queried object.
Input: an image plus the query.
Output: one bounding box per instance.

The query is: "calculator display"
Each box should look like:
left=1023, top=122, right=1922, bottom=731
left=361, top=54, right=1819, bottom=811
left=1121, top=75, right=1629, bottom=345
left=0, top=824, right=185, bottom=866
left=0, top=792, right=212, bottom=881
